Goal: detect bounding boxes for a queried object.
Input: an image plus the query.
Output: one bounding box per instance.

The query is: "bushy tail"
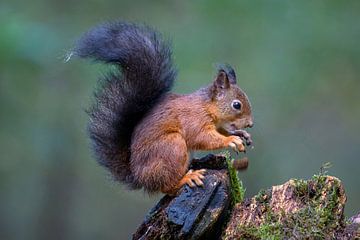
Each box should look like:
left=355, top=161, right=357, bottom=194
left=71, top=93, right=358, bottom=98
left=74, top=21, right=177, bottom=188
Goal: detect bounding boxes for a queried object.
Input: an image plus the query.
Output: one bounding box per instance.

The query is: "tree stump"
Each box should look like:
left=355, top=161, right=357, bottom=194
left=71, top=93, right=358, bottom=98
left=223, top=176, right=356, bottom=239
left=133, top=154, right=232, bottom=240
left=133, top=154, right=360, bottom=239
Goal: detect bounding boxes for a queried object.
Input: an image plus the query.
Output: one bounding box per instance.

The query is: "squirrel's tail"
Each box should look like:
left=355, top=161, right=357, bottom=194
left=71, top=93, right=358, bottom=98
left=74, top=21, right=177, bottom=188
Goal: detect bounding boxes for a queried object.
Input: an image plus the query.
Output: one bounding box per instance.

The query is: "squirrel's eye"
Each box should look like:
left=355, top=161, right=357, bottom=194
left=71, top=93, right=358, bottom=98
left=231, top=100, right=242, bottom=111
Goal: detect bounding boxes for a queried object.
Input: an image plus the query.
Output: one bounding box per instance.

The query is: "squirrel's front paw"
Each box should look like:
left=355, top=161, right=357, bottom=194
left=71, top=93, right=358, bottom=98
left=231, top=129, right=253, bottom=146
left=226, top=136, right=245, bottom=153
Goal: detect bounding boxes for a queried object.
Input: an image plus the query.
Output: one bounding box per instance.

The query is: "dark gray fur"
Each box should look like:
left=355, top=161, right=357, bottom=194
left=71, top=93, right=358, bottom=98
left=74, top=21, right=177, bottom=188
left=217, top=63, right=237, bottom=84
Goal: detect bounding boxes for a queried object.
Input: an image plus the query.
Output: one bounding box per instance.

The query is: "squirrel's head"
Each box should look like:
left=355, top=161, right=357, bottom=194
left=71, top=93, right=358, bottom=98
left=209, top=65, right=253, bottom=135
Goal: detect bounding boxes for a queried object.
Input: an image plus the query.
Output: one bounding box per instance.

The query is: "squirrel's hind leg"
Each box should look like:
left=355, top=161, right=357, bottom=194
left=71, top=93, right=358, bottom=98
left=131, top=133, right=190, bottom=194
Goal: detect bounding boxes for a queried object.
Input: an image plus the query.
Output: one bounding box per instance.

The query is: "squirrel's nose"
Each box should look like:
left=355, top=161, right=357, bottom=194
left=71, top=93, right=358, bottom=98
left=247, top=120, right=254, bottom=128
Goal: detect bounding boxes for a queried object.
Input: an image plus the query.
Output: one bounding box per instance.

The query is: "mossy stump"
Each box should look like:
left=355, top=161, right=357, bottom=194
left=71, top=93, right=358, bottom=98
left=223, top=175, right=359, bottom=239
left=133, top=154, right=360, bottom=239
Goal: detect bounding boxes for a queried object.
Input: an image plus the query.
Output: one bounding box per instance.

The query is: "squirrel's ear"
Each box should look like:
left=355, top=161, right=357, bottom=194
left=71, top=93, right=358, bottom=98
left=214, top=70, right=230, bottom=89
left=214, top=64, right=237, bottom=88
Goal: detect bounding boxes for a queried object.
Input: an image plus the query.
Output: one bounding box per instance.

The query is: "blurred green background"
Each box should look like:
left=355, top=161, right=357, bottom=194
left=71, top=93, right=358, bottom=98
left=1, top=1, right=360, bottom=239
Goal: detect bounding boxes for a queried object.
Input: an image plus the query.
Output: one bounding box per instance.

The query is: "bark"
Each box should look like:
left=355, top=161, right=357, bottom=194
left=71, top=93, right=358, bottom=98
left=133, top=154, right=231, bottom=240
left=133, top=154, right=360, bottom=240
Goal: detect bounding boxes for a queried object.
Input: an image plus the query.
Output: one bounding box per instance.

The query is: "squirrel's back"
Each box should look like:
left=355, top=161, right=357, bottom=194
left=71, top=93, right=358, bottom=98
left=74, top=21, right=177, bottom=188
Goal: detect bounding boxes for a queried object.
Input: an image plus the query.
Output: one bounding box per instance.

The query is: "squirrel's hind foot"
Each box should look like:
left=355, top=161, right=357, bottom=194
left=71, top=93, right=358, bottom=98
left=182, top=169, right=206, bottom=187
left=162, top=169, right=206, bottom=196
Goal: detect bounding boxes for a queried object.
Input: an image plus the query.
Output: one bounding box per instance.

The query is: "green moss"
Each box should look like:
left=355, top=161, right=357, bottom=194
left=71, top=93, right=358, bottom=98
left=292, top=178, right=308, bottom=198
left=231, top=173, right=344, bottom=239
left=254, top=189, right=271, bottom=204
left=222, top=151, right=245, bottom=205
left=285, top=176, right=342, bottom=238
left=222, top=161, right=348, bottom=239
left=257, top=221, right=283, bottom=240
left=234, top=211, right=283, bottom=240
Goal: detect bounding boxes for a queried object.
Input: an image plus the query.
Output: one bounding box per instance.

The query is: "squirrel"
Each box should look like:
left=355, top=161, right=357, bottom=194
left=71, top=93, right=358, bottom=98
left=74, top=21, right=254, bottom=195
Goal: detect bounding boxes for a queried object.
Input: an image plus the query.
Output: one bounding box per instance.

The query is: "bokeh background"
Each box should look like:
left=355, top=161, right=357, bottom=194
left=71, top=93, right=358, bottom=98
left=1, top=1, right=360, bottom=239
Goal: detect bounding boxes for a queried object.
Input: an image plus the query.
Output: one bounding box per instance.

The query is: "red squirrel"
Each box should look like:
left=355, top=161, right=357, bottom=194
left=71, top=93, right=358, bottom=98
left=74, top=21, right=253, bottom=195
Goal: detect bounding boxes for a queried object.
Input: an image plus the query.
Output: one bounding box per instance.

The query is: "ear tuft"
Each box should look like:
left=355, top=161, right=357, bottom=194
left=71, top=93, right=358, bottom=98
left=216, top=63, right=237, bottom=84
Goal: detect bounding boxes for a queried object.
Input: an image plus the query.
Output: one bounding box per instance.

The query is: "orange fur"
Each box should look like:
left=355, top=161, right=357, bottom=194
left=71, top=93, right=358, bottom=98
left=130, top=72, right=253, bottom=194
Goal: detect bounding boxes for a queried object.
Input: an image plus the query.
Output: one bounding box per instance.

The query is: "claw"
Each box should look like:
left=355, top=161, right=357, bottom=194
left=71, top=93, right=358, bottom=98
left=231, top=129, right=253, bottom=146
left=186, top=179, right=196, bottom=187
left=198, top=169, right=206, bottom=174
left=229, top=142, right=237, bottom=151
left=229, top=136, right=245, bottom=153
left=230, top=143, right=240, bottom=154
left=193, top=177, right=204, bottom=186
left=183, top=169, right=206, bottom=188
